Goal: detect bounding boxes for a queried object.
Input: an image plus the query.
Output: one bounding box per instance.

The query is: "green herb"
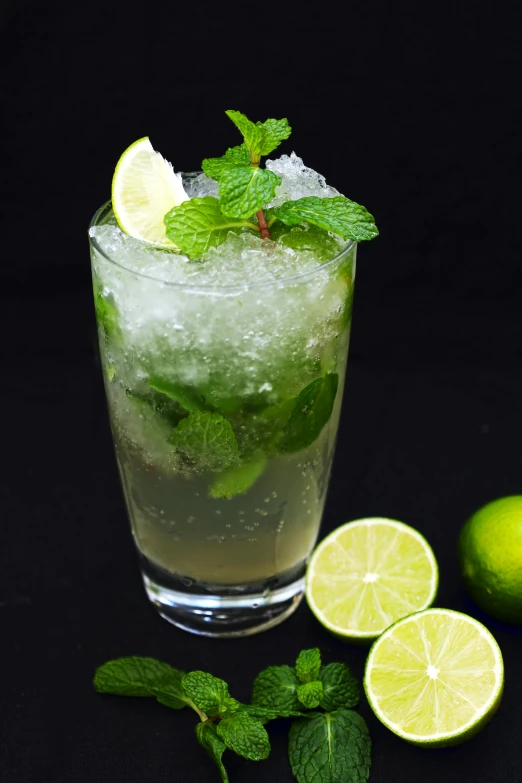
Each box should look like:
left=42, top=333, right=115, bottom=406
left=252, top=648, right=371, bottom=782
left=297, top=681, right=324, bottom=709
left=319, top=663, right=360, bottom=711
left=93, top=274, right=121, bottom=343
left=164, top=196, right=259, bottom=257
left=93, top=657, right=188, bottom=709
left=202, top=144, right=251, bottom=181
left=216, top=713, right=271, bottom=760
left=296, top=648, right=322, bottom=683
left=251, top=664, right=301, bottom=712
left=196, top=723, right=229, bottom=783
left=288, top=709, right=371, bottom=783
left=169, top=411, right=239, bottom=472
left=219, top=165, right=281, bottom=220
left=147, top=376, right=206, bottom=413
left=274, top=196, right=379, bottom=243
left=182, top=671, right=231, bottom=717
left=210, top=456, right=267, bottom=499
left=280, top=374, right=339, bottom=453
left=94, top=648, right=370, bottom=783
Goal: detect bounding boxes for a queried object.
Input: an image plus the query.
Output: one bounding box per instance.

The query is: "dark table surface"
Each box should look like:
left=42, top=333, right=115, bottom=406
left=2, top=2, right=521, bottom=782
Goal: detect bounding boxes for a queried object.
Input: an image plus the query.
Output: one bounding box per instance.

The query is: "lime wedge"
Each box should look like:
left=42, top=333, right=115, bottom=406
left=111, top=137, right=189, bottom=246
left=305, top=518, right=438, bottom=641
left=364, top=608, right=504, bottom=746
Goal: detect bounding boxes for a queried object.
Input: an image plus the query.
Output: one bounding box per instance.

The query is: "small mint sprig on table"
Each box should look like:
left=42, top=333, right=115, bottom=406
left=252, top=647, right=370, bottom=783
left=164, top=109, right=378, bottom=256
left=94, top=657, right=277, bottom=783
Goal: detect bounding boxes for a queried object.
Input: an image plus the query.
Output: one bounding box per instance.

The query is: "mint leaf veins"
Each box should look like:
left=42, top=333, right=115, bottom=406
left=216, top=713, right=271, bottom=761
left=289, top=709, right=371, bottom=783
left=297, top=680, right=324, bottom=709
left=319, top=663, right=360, bottom=711
left=182, top=671, right=231, bottom=717
left=202, top=143, right=251, bottom=181
left=274, top=195, right=379, bottom=243
left=93, top=657, right=188, bottom=710
left=219, top=165, right=281, bottom=219
left=169, top=411, right=239, bottom=472
left=296, top=648, right=322, bottom=683
left=251, top=664, right=301, bottom=712
left=164, top=196, right=259, bottom=257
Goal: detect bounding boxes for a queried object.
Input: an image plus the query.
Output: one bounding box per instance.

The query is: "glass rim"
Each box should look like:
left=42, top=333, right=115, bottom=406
left=88, top=199, right=356, bottom=294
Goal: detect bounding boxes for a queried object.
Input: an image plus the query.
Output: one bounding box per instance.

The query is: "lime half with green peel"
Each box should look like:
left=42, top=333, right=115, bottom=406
left=305, top=518, right=438, bottom=642
left=459, top=495, right=522, bottom=624
left=112, top=137, right=189, bottom=246
left=364, top=608, right=504, bottom=746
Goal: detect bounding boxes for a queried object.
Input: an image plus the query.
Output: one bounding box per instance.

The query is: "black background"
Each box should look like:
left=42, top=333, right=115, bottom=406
left=1, top=1, right=521, bottom=781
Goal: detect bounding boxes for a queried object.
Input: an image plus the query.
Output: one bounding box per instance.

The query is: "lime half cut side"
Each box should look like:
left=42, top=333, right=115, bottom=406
left=364, top=608, right=504, bottom=746
left=306, top=518, right=438, bottom=641
left=112, top=137, right=189, bottom=247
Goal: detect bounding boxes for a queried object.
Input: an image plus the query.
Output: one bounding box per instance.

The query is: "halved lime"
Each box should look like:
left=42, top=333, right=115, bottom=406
left=112, top=137, right=189, bottom=246
left=305, top=518, right=438, bottom=642
left=364, top=608, right=504, bottom=746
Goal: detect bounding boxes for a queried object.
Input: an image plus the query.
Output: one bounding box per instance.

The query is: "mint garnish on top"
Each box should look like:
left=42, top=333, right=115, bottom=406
left=164, top=109, right=378, bottom=254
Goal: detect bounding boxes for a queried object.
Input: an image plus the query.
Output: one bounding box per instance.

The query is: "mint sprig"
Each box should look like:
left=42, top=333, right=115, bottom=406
left=162, top=109, right=377, bottom=255
left=93, top=648, right=370, bottom=783
left=169, top=411, right=239, bottom=472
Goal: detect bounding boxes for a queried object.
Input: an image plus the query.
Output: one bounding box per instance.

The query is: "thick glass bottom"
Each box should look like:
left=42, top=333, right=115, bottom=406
left=140, top=556, right=305, bottom=637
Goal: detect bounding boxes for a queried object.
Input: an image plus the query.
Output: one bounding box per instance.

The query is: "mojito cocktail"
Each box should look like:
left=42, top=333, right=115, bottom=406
left=89, top=112, right=377, bottom=635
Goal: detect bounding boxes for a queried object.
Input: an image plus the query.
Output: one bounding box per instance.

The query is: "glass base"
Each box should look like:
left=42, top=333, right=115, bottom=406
left=141, top=559, right=305, bottom=637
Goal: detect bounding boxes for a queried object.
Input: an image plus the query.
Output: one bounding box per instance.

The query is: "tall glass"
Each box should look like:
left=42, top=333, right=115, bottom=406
left=89, top=201, right=356, bottom=636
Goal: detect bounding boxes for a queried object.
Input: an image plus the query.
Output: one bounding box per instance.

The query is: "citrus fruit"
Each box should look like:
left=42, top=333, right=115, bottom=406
left=459, top=495, right=522, bottom=624
left=112, top=137, right=188, bottom=246
left=364, top=608, right=504, bottom=746
left=305, top=518, right=438, bottom=642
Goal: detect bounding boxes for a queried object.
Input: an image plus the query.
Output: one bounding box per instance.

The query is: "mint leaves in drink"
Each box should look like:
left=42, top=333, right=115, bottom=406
left=169, top=411, right=239, bottom=472
left=164, top=109, right=378, bottom=254
left=280, top=374, right=339, bottom=454
left=94, top=648, right=370, bottom=783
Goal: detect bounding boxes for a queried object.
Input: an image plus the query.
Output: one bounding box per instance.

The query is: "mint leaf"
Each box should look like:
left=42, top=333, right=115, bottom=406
left=219, top=165, right=281, bottom=219
left=288, top=709, right=371, bottom=783
left=93, top=657, right=187, bottom=709
left=236, top=704, right=305, bottom=724
left=319, top=663, right=360, bottom=711
left=202, top=144, right=250, bottom=181
left=280, top=374, right=339, bottom=453
left=251, top=665, right=300, bottom=712
left=297, top=681, right=324, bottom=709
left=182, top=671, right=230, bottom=717
left=225, top=110, right=265, bottom=158
left=296, top=648, right=322, bottom=684
left=164, top=197, right=257, bottom=257
left=196, top=722, right=229, bottom=783
left=270, top=222, right=343, bottom=262
left=169, top=411, right=239, bottom=472
left=210, top=456, right=266, bottom=499
left=93, top=275, right=121, bottom=342
left=275, top=196, right=379, bottom=242
left=217, top=714, right=270, bottom=761
left=258, top=117, right=292, bottom=155
left=147, top=376, right=206, bottom=413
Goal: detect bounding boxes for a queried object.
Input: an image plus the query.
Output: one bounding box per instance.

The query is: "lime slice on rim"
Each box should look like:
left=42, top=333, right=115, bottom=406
left=364, top=608, right=504, bottom=746
left=111, top=137, right=189, bottom=247
left=305, top=518, right=438, bottom=642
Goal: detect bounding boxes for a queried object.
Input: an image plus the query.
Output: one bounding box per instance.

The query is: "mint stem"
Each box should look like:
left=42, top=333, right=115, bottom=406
left=256, top=209, right=271, bottom=240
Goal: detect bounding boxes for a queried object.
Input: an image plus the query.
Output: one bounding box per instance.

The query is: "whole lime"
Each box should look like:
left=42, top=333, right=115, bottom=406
left=459, top=495, right=522, bottom=624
